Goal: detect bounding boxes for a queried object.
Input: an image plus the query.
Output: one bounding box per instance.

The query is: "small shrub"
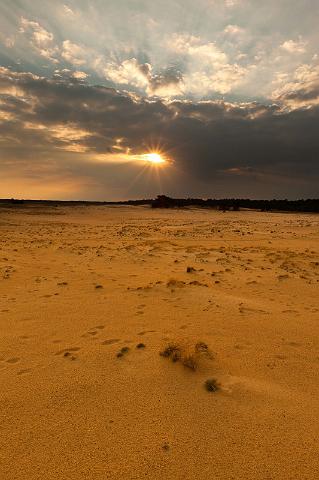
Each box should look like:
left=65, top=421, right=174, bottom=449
left=117, top=346, right=130, bottom=358
left=186, top=267, right=195, bottom=273
left=160, top=341, right=213, bottom=371
left=160, top=344, right=179, bottom=358
left=195, top=342, right=209, bottom=353
left=204, top=378, right=220, bottom=392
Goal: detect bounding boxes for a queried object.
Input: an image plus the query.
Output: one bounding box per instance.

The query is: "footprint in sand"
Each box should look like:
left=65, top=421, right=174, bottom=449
left=63, top=352, right=77, bottom=360
left=101, top=339, right=120, bottom=345
left=82, top=325, right=105, bottom=337
left=274, top=354, right=287, bottom=360
left=285, top=341, right=302, bottom=347
left=55, top=347, right=81, bottom=360
left=239, top=306, right=268, bottom=315
left=17, top=368, right=32, bottom=375
left=138, top=330, right=156, bottom=336
left=6, top=357, right=20, bottom=364
left=234, top=344, right=247, bottom=350
left=278, top=274, right=289, bottom=281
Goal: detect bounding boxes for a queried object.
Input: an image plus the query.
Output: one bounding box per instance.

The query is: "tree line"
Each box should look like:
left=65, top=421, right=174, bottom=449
left=151, top=195, right=319, bottom=212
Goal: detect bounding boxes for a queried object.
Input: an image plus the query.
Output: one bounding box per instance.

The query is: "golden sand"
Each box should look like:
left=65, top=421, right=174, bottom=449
left=0, top=204, right=318, bottom=479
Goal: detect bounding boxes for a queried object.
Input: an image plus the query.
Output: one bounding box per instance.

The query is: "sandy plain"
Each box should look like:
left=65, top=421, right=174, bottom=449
left=0, top=204, right=318, bottom=480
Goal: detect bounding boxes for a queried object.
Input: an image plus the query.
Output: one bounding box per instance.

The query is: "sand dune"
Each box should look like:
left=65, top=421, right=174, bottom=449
left=0, top=204, right=318, bottom=479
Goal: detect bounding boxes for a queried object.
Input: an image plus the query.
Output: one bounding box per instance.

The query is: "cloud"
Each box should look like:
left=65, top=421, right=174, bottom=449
left=169, top=34, right=227, bottom=64
left=185, top=64, right=248, bottom=95
left=102, top=34, right=249, bottom=98
left=104, top=58, right=151, bottom=89
left=18, top=16, right=93, bottom=70
left=148, top=69, right=185, bottom=97
left=19, top=17, right=59, bottom=63
left=63, top=5, right=75, bottom=16
left=72, top=71, right=89, bottom=80
left=0, top=66, right=318, bottom=199
left=20, top=17, right=53, bottom=47
left=280, top=38, right=307, bottom=54
left=104, top=58, right=184, bottom=98
left=225, top=0, right=242, bottom=6
left=272, top=62, right=319, bottom=109
left=53, top=69, right=89, bottom=82
left=61, top=40, right=88, bottom=66
left=167, top=34, right=250, bottom=95
left=17, top=16, right=186, bottom=99
left=4, top=36, right=15, bottom=48
left=6, top=4, right=315, bottom=106
left=223, top=24, right=245, bottom=35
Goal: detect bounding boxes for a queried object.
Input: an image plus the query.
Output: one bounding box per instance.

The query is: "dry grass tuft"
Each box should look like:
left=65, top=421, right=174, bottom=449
left=186, top=266, right=195, bottom=273
left=116, top=346, right=130, bottom=358
left=160, top=343, right=179, bottom=358
left=160, top=340, right=213, bottom=370
left=204, top=378, right=220, bottom=392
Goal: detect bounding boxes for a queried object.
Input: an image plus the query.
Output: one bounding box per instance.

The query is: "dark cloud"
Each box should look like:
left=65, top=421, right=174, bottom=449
left=148, top=68, right=184, bottom=95
left=0, top=67, right=318, bottom=199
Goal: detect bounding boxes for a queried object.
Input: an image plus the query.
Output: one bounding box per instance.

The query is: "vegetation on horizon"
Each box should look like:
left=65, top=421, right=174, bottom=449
left=1, top=196, right=319, bottom=212
left=151, top=195, right=319, bottom=213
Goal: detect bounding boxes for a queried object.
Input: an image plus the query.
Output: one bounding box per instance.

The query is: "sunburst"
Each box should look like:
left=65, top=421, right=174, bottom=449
left=141, top=152, right=166, bottom=165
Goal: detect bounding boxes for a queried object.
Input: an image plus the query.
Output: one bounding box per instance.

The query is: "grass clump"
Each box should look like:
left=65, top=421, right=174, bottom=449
left=116, top=346, right=130, bottom=358
left=204, top=378, right=220, bottom=392
left=160, top=344, right=180, bottom=358
left=195, top=341, right=209, bottom=353
left=160, top=340, right=213, bottom=371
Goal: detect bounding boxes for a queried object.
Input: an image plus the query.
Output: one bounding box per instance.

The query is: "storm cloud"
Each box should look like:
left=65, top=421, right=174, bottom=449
left=0, top=66, right=318, bottom=199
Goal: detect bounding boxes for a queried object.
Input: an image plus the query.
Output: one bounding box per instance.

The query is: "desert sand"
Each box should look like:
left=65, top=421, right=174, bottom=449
left=0, top=204, right=318, bottom=479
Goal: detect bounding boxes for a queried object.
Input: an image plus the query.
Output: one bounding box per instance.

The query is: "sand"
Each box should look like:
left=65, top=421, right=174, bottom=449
left=0, top=204, right=318, bottom=479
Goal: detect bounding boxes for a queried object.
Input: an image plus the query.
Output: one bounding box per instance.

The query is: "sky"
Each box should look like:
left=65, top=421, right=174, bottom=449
left=0, top=0, right=319, bottom=200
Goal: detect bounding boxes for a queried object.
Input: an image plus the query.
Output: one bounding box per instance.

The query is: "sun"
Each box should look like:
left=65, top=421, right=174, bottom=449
left=142, top=152, right=166, bottom=165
